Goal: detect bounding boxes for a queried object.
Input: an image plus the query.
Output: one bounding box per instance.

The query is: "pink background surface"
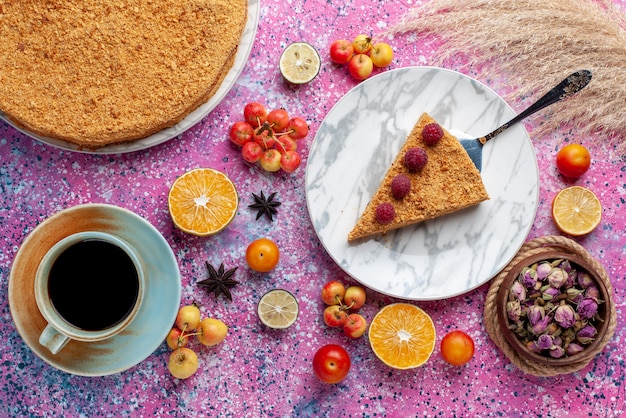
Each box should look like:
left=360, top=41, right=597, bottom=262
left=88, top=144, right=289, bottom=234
left=1, top=0, right=625, bottom=416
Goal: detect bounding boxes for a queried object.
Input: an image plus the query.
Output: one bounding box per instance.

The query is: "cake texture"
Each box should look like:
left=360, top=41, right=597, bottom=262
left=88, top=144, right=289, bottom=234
left=0, top=0, right=247, bottom=148
left=348, top=112, right=489, bottom=241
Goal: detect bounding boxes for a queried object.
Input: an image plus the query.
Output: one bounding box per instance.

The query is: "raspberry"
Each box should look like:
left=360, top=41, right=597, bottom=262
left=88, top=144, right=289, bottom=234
left=404, top=147, right=428, bottom=171
left=375, top=202, right=395, bottom=224
left=391, top=174, right=411, bottom=199
left=422, top=123, right=444, bottom=146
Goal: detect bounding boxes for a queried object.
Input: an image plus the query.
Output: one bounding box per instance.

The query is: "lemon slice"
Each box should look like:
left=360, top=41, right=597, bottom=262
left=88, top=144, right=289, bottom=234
left=279, top=42, right=321, bottom=84
left=257, top=289, right=299, bottom=329
left=368, top=303, right=436, bottom=369
left=168, top=168, right=238, bottom=236
left=552, top=186, right=602, bottom=236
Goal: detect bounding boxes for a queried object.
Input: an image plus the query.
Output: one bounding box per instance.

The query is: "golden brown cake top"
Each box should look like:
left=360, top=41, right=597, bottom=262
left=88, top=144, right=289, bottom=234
left=348, top=112, right=489, bottom=241
left=0, top=0, right=247, bottom=148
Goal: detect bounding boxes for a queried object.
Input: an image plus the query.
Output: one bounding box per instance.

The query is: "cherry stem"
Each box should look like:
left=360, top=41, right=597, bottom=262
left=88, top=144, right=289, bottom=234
left=273, top=129, right=295, bottom=137
left=176, top=323, right=189, bottom=348
left=255, top=121, right=273, bottom=136
left=334, top=295, right=353, bottom=312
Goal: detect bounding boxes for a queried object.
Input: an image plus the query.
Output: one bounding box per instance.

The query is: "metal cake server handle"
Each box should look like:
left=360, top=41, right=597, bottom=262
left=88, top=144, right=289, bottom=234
left=460, top=70, right=592, bottom=171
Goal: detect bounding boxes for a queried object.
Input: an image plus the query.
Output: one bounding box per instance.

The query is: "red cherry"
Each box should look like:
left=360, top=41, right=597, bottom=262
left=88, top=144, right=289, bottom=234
left=274, top=136, right=298, bottom=153
left=243, top=102, right=267, bottom=128
left=267, top=108, right=290, bottom=132
left=229, top=121, right=254, bottom=146
left=241, top=141, right=263, bottom=163
left=287, top=117, right=308, bottom=140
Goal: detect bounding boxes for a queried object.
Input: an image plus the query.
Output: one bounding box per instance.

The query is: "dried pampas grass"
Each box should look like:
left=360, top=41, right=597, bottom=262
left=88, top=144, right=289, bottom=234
left=384, top=0, right=626, bottom=154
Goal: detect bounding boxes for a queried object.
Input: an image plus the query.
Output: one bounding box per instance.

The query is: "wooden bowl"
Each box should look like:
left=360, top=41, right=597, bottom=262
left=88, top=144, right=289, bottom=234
left=496, top=251, right=611, bottom=366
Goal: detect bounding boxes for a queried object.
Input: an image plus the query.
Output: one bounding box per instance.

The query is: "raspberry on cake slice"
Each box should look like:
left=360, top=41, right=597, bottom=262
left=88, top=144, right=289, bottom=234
left=347, top=112, right=489, bottom=242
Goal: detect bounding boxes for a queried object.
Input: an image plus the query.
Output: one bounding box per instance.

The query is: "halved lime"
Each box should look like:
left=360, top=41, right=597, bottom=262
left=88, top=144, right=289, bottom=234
left=279, top=42, right=321, bottom=84
left=257, top=289, right=299, bottom=329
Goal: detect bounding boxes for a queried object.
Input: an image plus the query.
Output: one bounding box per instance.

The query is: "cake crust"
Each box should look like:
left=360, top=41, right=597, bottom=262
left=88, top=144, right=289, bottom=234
left=348, top=113, right=489, bottom=241
left=0, top=0, right=247, bottom=148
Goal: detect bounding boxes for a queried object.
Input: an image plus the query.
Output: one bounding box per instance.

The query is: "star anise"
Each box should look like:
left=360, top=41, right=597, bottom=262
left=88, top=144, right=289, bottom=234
left=197, top=262, right=239, bottom=301
left=248, top=190, right=281, bottom=222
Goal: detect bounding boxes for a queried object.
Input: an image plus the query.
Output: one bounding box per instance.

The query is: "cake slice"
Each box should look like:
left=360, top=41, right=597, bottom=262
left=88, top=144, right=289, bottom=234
left=348, top=112, right=489, bottom=241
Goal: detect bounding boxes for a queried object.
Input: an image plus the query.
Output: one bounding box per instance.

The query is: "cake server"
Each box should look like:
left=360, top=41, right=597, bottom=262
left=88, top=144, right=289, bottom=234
left=461, top=69, right=592, bottom=171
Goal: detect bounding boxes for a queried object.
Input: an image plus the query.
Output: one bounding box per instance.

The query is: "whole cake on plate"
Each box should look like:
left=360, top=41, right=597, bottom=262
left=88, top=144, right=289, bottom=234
left=348, top=112, right=489, bottom=241
left=0, top=0, right=247, bottom=148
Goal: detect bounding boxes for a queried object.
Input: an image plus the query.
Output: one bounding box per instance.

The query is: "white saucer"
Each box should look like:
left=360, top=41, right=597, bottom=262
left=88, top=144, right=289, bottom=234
left=305, top=67, right=539, bottom=300
left=9, top=204, right=180, bottom=376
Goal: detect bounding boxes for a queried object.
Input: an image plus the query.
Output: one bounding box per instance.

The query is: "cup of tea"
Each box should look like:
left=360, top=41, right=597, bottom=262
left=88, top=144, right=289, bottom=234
left=34, top=231, right=145, bottom=355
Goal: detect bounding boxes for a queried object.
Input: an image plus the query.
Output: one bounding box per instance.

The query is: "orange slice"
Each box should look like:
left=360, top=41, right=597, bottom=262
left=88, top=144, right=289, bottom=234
left=368, top=303, right=436, bottom=369
left=551, top=186, right=602, bottom=236
left=168, top=168, right=238, bottom=236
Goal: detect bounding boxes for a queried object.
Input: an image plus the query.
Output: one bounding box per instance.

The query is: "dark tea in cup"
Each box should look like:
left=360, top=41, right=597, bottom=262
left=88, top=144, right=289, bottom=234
left=48, top=238, right=140, bottom=331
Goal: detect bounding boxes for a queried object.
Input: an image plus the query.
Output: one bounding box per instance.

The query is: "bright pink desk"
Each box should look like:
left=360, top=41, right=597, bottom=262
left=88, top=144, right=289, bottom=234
left=1, top=0, right=625, bottom=415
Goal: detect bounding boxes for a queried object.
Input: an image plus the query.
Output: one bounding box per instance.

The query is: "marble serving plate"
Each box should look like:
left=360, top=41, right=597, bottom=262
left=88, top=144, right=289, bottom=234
left=0, top=0, right=259, bottom=154
left=9, top=204, right=180, bottom=376
left=305, top=66, right=539, bottom=301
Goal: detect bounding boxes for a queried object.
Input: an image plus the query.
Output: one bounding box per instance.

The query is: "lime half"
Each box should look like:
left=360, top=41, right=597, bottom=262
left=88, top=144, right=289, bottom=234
left=257, top=289, right=299, bottom=329
left=279, top=42, right=321, bottom=84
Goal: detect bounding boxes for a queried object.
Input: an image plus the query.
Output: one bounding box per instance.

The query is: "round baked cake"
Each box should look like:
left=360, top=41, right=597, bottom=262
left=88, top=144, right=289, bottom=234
left=0, top=0, right=248, bottom=148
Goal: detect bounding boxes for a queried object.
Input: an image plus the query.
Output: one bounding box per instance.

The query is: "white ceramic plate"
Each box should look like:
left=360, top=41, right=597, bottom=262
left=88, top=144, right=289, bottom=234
left=0, top=0, right=259, bottom=154
left=305, top=67, right=539, bottom=300
left=9, top=204, right=180, bottom=376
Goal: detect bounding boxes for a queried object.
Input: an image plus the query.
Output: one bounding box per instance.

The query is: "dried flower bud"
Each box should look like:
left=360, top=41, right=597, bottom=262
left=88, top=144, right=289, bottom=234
left=559, top=259, right=573, bottom=274
left=542, top=286, right=560, bottom=301
left=510, top=281, right=527, bottom=302
left=549, top=345, right=565, bottom=358
left=547, top=268, right=568, bottom=288
left=577, top=324, right=598, bottom=345
left=536, top=262, right=552, bottom=280
left=545, top=322, right=560, bottom=336
left=565, top=271, right=576, bottom=289
left=527, top=305, right=545, bottom=327
left=506, top=300, right=522, bottom=322
left=585, top=285, right=600, bottom=302
left=561, top=327, right=576, bottom=341
left=577, top=298, right=598, bottom=320
left=530, top=315, right=551, bottom=335
left=574, top=319, right=586, bottom=333
left=577, top=272, right=594, bottom=289
left=566, top=343, right=585, bottom=356
left=562, top=260, right=576, bottom=286
left=511, top=322, right=529, bottom=339
left=565, top=288, right=584, bottom=301
left=521, top=267, right=539, bottom=289
left=554, top=303, right=577, bottom=328
left=551, top=259, right=564, bottom=267
left=536, top=334, right=553, bottom=350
